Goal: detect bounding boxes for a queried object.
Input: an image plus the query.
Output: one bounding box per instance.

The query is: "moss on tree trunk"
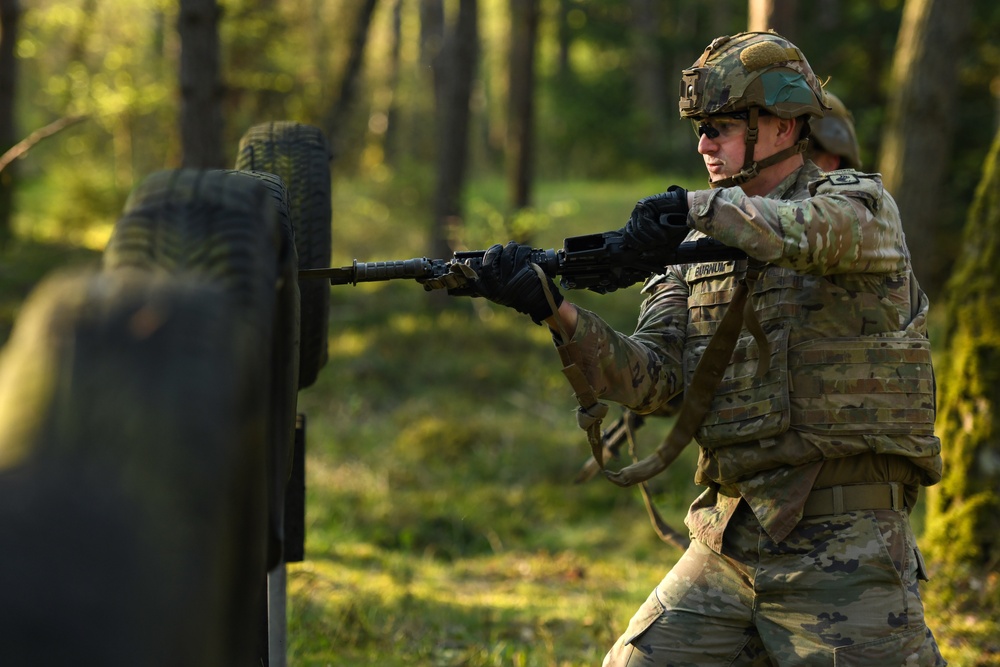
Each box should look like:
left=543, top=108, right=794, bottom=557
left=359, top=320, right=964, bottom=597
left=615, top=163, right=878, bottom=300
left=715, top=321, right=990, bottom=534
left=923, top=127, right=1000, bottom=619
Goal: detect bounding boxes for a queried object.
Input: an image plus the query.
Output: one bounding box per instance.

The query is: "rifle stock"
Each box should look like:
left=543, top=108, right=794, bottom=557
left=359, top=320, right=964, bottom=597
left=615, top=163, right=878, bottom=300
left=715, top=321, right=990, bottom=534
left=299, top=231, right=746, bottom=295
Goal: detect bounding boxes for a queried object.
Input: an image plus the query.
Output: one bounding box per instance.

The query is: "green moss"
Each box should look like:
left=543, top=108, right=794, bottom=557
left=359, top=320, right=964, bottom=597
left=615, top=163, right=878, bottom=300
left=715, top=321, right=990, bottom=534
left=922, top=130, right=1000, bottom=656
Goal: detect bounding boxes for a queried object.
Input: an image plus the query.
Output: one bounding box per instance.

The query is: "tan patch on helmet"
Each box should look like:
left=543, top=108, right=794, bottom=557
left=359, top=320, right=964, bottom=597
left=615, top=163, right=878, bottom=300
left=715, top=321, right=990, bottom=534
left=740, top=41, right=794, bottom=72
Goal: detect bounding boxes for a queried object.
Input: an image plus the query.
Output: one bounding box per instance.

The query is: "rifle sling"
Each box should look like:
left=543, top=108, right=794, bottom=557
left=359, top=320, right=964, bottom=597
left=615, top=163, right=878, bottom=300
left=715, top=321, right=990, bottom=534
left=617, top=411, right=691, bottom=550
left=533, top=263, right=610, bottom=467
left=533, top=260, right=769, bottom=488
left=604, top=263, right=765, bottom=487
left=639, top=481, right=692, bottom=550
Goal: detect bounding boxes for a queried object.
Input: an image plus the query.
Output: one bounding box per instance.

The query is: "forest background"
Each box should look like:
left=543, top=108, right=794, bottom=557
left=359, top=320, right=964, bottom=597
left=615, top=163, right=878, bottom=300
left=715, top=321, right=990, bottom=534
left=1, top=0, right=1000, bottom=665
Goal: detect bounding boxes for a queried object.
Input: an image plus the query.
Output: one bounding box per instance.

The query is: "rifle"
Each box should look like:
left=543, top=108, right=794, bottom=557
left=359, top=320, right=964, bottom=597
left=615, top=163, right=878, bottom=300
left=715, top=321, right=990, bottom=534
left=300, top=229, right=743, bottom=552
left=298, top=230, right=746, bottom=294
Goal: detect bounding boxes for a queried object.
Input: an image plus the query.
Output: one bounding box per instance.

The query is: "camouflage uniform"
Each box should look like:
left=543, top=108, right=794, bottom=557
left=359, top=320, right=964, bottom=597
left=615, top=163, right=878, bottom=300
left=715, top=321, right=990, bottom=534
left=582, top=160, right=945, bottom=665
left=575, top=33, right=945, bottom=665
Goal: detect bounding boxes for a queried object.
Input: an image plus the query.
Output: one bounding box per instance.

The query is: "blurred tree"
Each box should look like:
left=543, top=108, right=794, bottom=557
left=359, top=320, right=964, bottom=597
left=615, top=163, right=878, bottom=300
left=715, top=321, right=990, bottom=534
left=178, top=0, right=225, bottom=168
left=14, top=0, right=177, bottom=239
left=7, top=0, right=999, bottom=260
left=417, top=0, right=445, bottom=172
left=505, top=0, right=538, bottom=237
left=429, top=0, right=478, bottom=261
left=792, top=1, right=902, bottom=173
left=541, top=0, right=642, bottom=177
left=878, top=0, right=969, bottom=296
left=923, top=124, right=1000, bottom=638
left=555, top=0, right=570, bottom=79
left=630, top=0, right=671, bottom=167
left=420, top=0, right=444, bottom=94
left=0, top=0, right=20, bottom=247
left=222, top=0, right=320, bottom=157
left=747, top=0, right=798, bottom=39
left=323, top=0, right=378, bottom=165
left=382, top=0, right=404, bottom=167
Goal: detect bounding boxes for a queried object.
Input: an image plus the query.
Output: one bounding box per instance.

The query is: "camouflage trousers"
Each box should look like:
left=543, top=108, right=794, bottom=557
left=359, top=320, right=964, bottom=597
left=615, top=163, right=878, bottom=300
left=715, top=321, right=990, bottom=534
left=603, top=503, right=945, bottom=666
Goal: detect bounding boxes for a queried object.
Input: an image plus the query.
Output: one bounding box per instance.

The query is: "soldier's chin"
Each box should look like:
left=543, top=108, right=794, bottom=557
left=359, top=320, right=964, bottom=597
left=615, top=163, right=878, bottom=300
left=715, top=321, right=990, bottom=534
left=705, top=164, right=729, bottom=181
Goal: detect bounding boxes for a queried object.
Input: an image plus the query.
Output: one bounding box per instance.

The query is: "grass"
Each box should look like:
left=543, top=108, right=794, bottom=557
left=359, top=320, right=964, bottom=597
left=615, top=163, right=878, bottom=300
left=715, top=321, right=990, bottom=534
left=2, top=173, right=998, bottom=665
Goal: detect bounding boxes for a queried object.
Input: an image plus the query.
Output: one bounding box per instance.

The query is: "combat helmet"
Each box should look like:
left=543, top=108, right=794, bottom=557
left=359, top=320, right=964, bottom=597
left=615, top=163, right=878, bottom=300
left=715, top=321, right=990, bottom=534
left=808, top=90, right=861, bottom=170
left=679, top=31, right=829, bottom=187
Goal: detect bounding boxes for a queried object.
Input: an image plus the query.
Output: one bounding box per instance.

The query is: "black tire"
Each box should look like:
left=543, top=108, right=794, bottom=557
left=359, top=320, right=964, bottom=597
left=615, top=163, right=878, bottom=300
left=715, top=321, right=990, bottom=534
left=217, top=168, right=302, bottom=569
left=103, top=168, right=292, bottom=570
left=0, top=269, right=268, bottom=667
left=235, top=121, right=332, bottom=389
left=103, top=168, right=282, bottom=331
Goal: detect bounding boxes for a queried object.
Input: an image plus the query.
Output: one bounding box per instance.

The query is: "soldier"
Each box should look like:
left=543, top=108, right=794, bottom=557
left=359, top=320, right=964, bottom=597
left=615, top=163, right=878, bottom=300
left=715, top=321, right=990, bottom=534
left=808, top=90, right=862, bottom=171
left=467, top=31, right=945, bottom=665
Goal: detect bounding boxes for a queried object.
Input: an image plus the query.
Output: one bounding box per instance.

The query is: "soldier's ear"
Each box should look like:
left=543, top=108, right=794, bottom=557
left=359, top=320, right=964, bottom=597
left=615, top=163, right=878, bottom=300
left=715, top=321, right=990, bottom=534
left=773, top=116, right=799, bottom=146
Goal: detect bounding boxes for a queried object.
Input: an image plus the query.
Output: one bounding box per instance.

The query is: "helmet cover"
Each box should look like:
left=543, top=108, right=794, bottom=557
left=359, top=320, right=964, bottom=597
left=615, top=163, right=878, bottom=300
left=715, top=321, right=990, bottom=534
left=679, top=31, right=828, bottom=120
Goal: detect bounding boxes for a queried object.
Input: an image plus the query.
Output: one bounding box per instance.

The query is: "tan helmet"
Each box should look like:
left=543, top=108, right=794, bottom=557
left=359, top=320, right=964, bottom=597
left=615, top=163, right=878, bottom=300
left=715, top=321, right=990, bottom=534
left=679, top=31, right=829, bottom=187
left=808, top=91, right=862, bottom=170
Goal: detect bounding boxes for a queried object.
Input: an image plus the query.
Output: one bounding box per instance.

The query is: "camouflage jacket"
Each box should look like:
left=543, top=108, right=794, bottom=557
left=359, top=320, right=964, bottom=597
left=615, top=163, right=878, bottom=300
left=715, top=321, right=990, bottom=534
left=568, top=162, right=942, bottom=549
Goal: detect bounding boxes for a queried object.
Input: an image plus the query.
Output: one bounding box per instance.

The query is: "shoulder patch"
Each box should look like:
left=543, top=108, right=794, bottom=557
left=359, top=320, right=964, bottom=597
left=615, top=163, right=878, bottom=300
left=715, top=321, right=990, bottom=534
left=809, top=169, right=884, bottom=213
left=827, top=172, right=860, bottom=186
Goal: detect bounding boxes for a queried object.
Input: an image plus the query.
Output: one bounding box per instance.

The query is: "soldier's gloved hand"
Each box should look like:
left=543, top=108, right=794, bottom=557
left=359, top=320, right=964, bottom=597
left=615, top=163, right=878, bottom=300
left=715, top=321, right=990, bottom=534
left=476, top=241, right=564, bottom=324
left=621, top=185, right=690, bottom=249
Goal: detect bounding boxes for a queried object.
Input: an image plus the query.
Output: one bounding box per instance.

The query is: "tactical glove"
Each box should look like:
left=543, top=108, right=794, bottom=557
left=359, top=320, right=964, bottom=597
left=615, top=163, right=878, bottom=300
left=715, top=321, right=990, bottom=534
left=476, top=241, right=564, bottom=324
left=621, top=185, right=691, bottom=249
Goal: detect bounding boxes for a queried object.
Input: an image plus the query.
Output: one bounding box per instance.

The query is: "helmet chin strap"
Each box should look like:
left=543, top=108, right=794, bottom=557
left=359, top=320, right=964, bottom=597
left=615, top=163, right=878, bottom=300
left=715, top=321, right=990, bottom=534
left=710, top=108, right=810, bottom=189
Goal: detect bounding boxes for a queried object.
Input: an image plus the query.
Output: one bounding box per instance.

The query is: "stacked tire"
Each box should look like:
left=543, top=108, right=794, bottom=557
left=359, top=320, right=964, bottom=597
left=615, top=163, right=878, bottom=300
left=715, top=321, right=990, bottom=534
left=236, top=121, right=332, bottom=390
left=0, top=123, right=333, bottom=666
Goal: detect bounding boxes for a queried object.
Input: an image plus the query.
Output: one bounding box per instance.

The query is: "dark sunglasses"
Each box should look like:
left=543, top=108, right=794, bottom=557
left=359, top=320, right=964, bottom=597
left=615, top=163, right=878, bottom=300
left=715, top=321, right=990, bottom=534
left=692, top=112, right=750, bottom=140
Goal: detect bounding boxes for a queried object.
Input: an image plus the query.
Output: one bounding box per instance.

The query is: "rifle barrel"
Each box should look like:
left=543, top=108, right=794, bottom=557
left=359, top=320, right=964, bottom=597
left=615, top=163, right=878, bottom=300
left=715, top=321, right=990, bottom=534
left=299, top=258, right=434, bottom=284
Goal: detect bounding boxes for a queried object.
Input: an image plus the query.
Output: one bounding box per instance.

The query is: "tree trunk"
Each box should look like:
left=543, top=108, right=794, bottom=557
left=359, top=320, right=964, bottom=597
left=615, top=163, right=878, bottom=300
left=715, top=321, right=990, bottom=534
left=0, top=0, right=19, bottom=248
left=415, top=0, right=445, bottom=168
left=812, top=0, right=841, bottom=32
left=383, top=0, right=404, bottom=166
left=923, top=125, right=1000, bottom=625
left=420, top=0, right=445, bottom=79
left=631, top=0, right=671, bottom=164
left=747, top=0, right=799, bottom=39
left=178, top=0, right=225, bottom=168
left=429, top=0, right=478, bottom=261
left=505, top=0, right=538, bottom=232
left=877, top=0, right=969, bottom=296
left=556, top=0, right=571, bottom=80
left=323, top=0, right=379, bottom=164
